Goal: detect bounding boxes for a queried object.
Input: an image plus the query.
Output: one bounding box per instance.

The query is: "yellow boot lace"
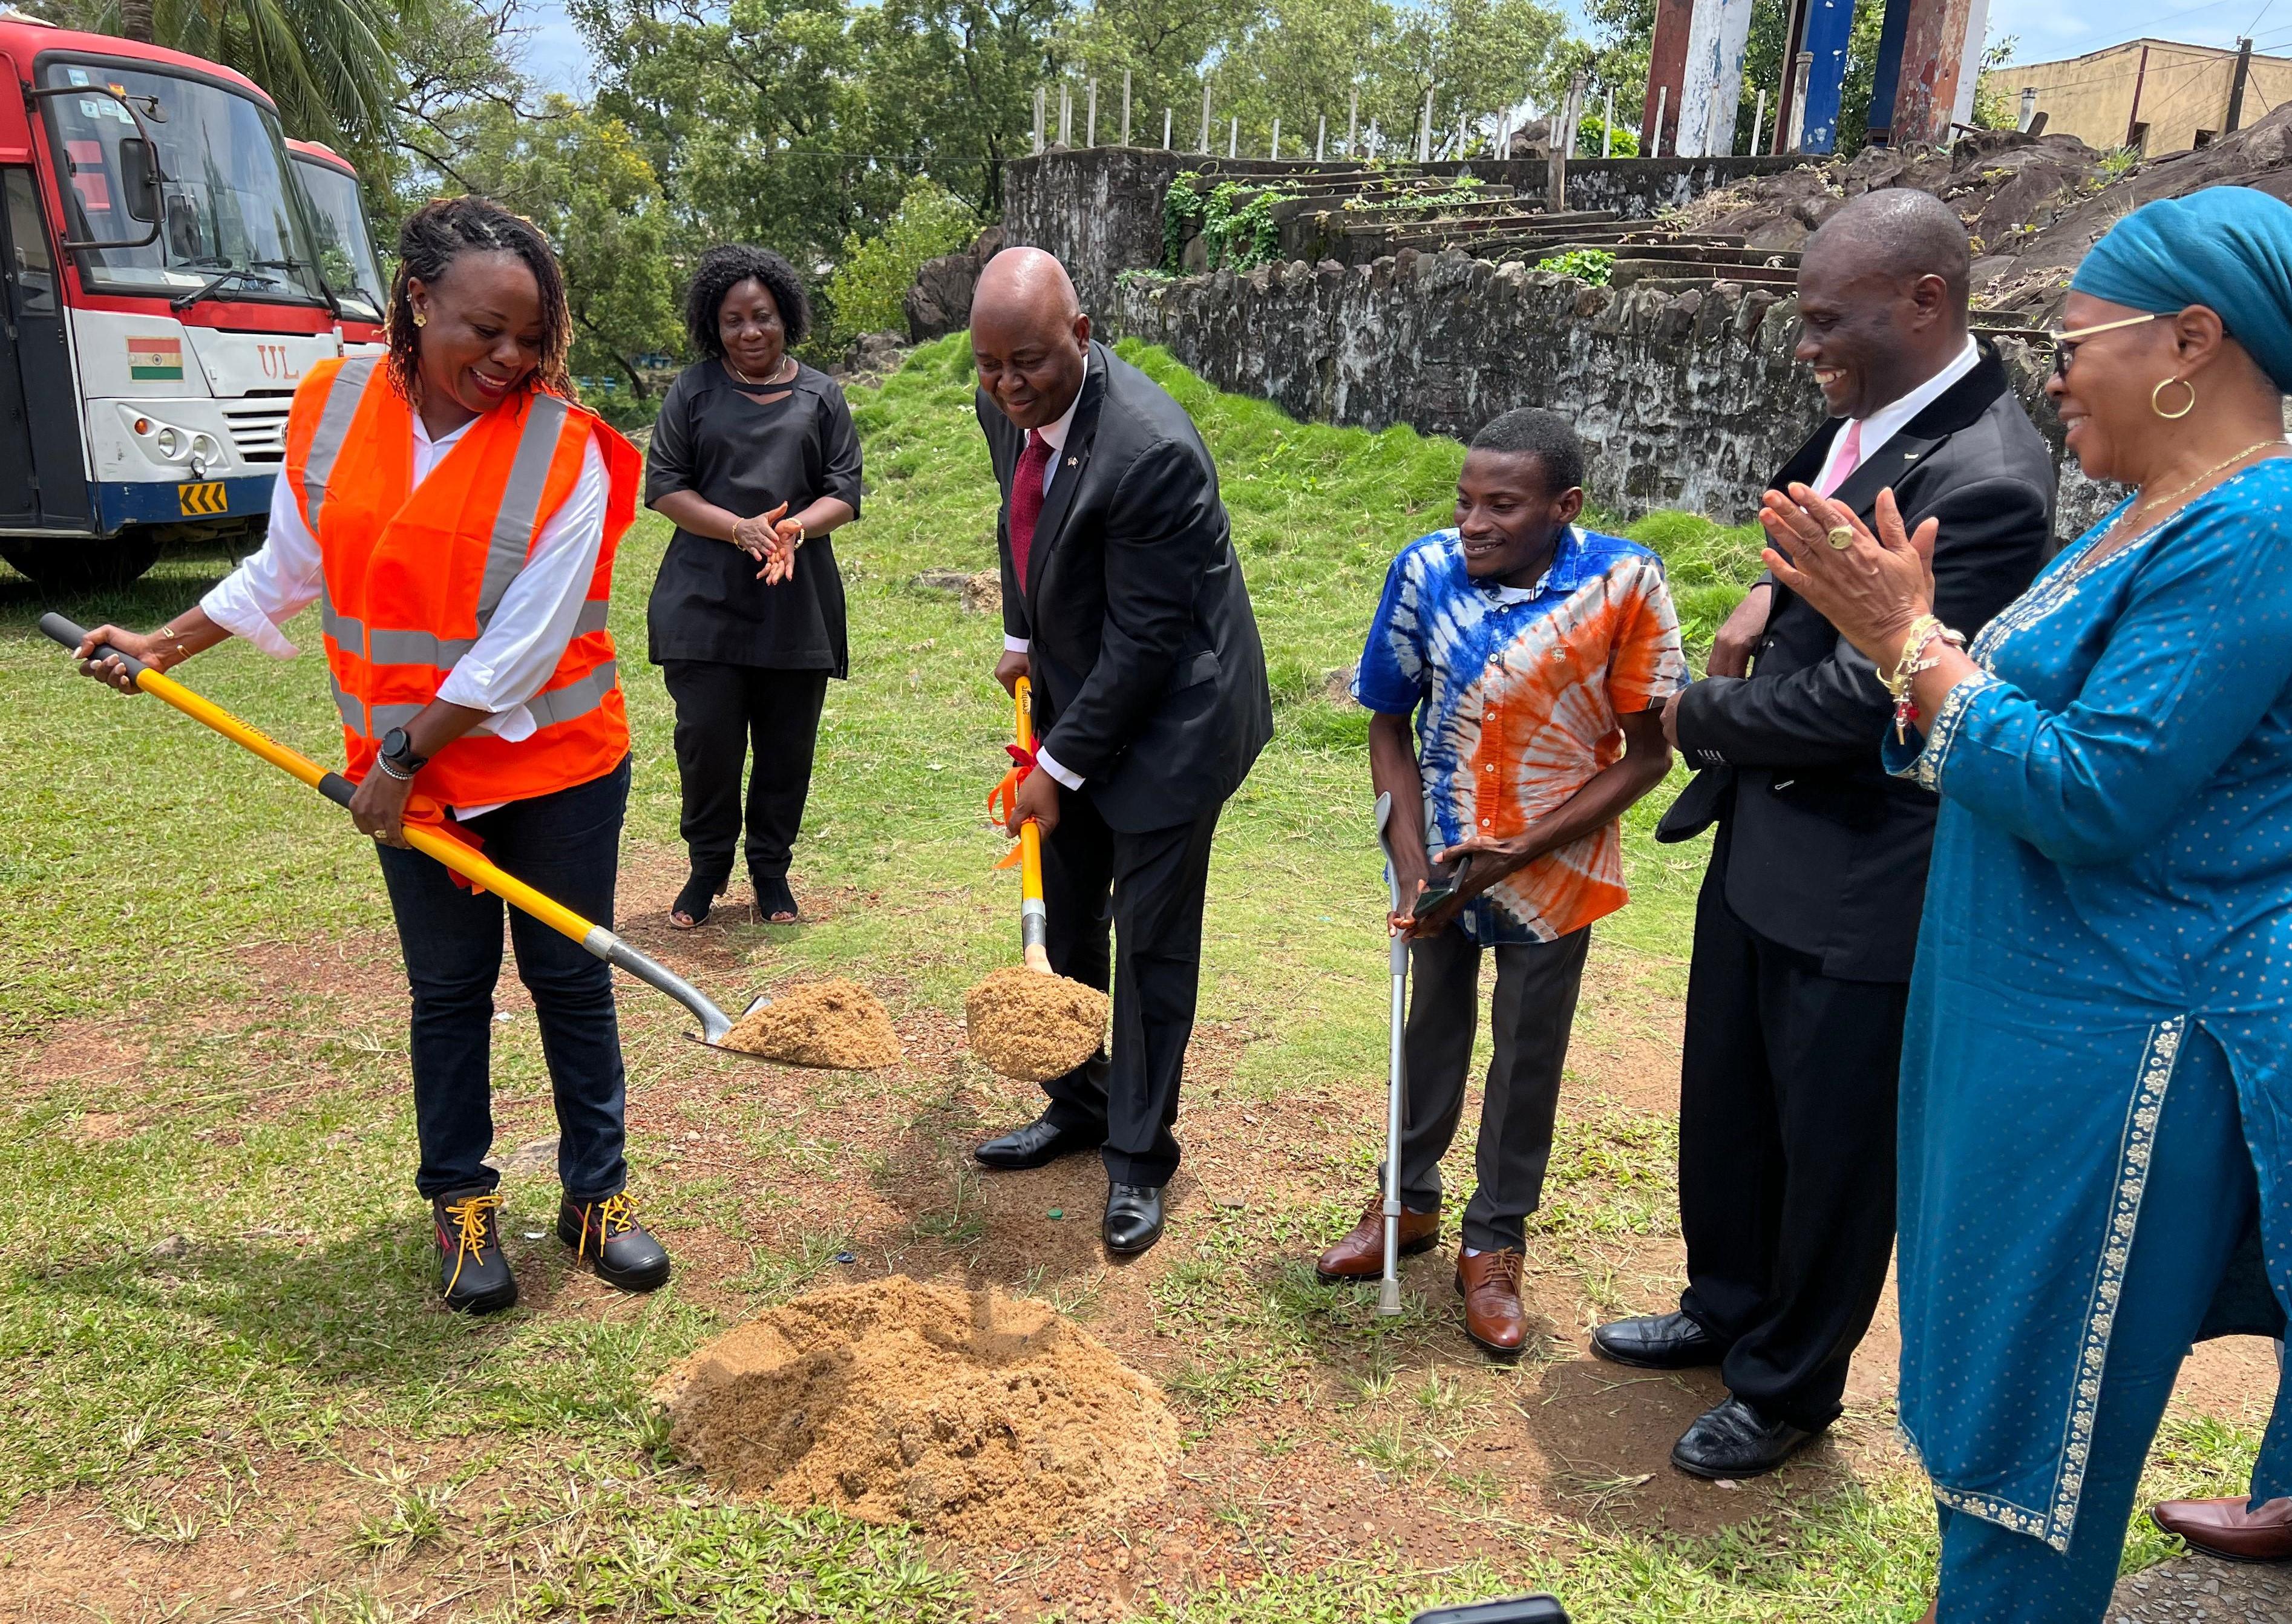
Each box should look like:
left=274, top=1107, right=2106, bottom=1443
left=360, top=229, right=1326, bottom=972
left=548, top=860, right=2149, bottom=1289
left=577, top=1190, right=641, bottom=1260
left=440, top=1191, right=501, bottom=1295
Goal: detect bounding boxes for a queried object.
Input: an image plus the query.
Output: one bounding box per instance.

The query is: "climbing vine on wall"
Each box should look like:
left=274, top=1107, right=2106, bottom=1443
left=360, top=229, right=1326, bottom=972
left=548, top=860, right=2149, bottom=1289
left=1162, top=172, right=1297, bottom=273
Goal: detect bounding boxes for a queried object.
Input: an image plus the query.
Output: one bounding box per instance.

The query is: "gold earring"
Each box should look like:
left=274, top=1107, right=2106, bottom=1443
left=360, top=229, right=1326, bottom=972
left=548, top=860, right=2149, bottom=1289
left=411, top=309, right=428, bottom=329
left=2152, top=376, right=2196, bottom=419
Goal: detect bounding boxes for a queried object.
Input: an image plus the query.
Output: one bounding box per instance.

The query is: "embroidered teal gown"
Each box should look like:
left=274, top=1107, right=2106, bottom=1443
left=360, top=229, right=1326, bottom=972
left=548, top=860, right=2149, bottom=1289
left=1885, top=459, right=2292, bottom=1552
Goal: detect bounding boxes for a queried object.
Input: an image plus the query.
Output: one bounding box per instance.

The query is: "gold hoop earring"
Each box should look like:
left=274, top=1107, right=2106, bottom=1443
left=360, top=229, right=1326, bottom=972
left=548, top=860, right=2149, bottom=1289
left=2152, top=376, right=2196, bottom=419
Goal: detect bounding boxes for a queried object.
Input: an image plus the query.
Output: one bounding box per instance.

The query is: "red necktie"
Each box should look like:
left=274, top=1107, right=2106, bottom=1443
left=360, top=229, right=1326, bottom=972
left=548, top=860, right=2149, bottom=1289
left=1010, top=429, right=1051, bottom=590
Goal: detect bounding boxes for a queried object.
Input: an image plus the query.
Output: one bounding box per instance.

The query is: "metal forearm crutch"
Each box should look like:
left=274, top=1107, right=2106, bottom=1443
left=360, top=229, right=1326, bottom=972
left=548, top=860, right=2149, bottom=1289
left=1372, top=790, right=1408, bottom=1317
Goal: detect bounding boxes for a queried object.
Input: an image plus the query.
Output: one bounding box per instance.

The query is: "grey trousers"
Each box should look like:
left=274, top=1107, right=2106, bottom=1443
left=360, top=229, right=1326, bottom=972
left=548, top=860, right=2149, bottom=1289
left=1389, top=923, right=1591, bottom=1252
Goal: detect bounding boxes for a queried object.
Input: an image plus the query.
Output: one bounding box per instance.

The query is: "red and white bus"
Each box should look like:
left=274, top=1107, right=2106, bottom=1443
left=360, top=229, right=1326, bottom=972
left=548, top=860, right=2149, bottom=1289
left=287, top=138, right=386, bottom=355
left=0, top=12, right=348, bottom=588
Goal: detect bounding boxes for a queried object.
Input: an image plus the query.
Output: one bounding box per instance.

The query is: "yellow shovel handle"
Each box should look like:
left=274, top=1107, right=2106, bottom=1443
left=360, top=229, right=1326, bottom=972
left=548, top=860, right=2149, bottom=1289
left=40, top=612, right=734, bottom=1040
left=1014, top=676, right=1050, bottom=971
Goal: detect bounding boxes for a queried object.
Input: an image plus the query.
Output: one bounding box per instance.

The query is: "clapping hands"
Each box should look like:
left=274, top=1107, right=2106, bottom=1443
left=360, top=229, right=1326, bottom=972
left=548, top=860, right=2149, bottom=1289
left=732, top=501, right=803, bottom=584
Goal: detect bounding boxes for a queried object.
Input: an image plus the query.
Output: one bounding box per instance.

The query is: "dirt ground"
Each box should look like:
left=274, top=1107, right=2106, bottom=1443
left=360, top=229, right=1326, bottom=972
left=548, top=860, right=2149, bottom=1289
left=3, top=853, right=2281, bottom=1622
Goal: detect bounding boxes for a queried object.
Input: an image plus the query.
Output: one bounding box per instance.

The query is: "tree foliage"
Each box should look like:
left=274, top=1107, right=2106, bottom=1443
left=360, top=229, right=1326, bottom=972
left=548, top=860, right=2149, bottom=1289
left=825, top=177, right=981, bottom=347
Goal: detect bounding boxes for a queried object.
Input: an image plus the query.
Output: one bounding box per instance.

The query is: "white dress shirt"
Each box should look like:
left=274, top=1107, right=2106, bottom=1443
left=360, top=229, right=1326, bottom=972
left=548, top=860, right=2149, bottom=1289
left=1812, top=335, right=1982, bottom=494
left=201, top=408, right=611, bottom=816
left=1000, top=375, right=1087, bottom=788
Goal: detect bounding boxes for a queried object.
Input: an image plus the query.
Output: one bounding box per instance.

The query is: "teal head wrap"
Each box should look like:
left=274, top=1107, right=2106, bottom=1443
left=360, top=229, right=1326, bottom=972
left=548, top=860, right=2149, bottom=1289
left=2071, top=186, right=2292, bottom=391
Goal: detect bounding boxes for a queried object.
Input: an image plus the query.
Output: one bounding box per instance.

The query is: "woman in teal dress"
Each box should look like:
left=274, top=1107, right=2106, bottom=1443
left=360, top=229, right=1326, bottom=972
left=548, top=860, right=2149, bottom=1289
left=1764, top=185, right=2292, bottom=1620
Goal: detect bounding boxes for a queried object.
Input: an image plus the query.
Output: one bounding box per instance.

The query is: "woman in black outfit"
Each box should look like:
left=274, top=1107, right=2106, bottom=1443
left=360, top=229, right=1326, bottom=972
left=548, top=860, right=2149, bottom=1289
left=646, top=246, right=862, bottom=926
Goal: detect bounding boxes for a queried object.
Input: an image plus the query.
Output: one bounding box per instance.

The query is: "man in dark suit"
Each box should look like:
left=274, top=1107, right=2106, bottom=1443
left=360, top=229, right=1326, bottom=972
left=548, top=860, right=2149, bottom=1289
left=1590, top=190, right=2055, bottom=1477
left=968, top=247, right=1273, bottom=1257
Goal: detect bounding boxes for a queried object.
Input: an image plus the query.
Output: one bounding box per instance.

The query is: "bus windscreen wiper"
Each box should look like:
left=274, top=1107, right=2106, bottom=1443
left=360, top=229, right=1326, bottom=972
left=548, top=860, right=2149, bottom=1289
left=169, top=258, right=315, bottom=312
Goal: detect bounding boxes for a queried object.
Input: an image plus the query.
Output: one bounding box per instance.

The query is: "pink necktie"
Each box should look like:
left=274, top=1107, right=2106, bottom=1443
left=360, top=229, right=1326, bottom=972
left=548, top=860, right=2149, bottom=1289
left=1819, top=419, right=1863, bottom=498
left=1010, top=428, right=1051, bottom=588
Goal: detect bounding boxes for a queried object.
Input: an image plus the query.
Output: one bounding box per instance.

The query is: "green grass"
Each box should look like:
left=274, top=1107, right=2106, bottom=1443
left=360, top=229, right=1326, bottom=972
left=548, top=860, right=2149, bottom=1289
left=0, top=335, right=2258, bottom=1620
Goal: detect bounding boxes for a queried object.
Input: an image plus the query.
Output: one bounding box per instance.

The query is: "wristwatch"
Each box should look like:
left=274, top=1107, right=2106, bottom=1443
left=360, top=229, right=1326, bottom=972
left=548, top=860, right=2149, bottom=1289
left=378, top=726, right=428, bottom=779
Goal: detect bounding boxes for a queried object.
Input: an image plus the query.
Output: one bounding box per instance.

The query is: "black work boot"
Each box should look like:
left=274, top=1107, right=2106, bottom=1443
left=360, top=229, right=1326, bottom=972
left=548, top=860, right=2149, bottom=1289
left=432, top=1188, right=518, bottom=1314
left=557, top=1190, right=672, bottom=1292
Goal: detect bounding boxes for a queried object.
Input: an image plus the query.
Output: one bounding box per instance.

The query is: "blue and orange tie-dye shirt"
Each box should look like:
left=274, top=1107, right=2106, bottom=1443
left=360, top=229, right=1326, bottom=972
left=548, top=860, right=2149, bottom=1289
left=1354, top=525, right=1688, bottom=945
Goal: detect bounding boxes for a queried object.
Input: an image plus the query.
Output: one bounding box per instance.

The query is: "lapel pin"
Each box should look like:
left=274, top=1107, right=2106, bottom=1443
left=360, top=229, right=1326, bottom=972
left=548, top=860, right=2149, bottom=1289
left=1067, top=456, right=1078, bottom=467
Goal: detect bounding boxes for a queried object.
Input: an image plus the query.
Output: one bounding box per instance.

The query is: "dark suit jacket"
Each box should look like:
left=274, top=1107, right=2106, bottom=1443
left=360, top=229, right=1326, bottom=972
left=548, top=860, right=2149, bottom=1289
left=1656, top=342, right=2055, bottom=982
left=978, top=341, right=1273, bottom=833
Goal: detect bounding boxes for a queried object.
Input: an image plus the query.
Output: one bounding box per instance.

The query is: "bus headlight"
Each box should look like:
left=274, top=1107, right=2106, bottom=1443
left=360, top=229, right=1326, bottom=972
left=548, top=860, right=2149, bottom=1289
left=155, top=426, right=182, bottom=457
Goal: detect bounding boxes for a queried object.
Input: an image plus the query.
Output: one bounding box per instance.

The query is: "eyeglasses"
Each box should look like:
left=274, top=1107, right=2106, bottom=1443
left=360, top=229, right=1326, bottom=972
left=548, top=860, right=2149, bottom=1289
left=2047, top=312, right=2158, bottom=381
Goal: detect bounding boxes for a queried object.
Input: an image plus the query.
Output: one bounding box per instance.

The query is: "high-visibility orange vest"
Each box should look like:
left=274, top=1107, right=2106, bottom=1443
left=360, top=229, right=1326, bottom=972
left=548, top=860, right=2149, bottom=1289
left=281, top=357, right=641, bottom=809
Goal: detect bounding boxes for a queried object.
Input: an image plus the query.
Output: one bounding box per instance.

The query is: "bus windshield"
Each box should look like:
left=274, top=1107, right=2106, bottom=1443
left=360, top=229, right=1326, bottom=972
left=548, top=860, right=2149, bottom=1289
left=39, top=57, right=327, bottom=308
left=292, top=156, right=387, bottom=324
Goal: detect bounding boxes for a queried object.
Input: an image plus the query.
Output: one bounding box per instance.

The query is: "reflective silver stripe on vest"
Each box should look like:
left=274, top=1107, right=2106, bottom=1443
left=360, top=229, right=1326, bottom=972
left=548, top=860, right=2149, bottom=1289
left=330, top=670, right=368, bottom=738
left=523, top=660, right=618, bottom=730
left=574, top=597, right=609, bottom=637
left=476, top=392, right=573, bottom=626
left=358, top=598, right=608, bottom=673
left=367, top=701, right=425, bottom=736
left=300, top=357, right=378, bottom=535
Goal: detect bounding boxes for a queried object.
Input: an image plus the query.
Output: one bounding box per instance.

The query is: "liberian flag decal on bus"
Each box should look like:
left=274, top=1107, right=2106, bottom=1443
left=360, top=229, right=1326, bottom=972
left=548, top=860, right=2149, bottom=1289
left=127, top=336, right=183, bottom=381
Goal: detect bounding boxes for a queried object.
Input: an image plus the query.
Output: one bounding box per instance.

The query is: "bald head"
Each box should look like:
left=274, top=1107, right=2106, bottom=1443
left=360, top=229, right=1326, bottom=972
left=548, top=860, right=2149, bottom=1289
left=972, top=247, right=1091, bottom=431
left=1796, top=188, right=1975, bottom=419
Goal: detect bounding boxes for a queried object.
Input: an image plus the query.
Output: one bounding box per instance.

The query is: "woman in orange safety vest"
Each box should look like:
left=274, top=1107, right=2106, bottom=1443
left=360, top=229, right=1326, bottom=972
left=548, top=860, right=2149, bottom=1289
left=76, top=196, right=666, bottom=1315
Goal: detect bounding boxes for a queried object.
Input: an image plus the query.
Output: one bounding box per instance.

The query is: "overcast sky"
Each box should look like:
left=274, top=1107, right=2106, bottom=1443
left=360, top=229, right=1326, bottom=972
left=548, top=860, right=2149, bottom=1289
left=513, top=0, right=2292, bottom=102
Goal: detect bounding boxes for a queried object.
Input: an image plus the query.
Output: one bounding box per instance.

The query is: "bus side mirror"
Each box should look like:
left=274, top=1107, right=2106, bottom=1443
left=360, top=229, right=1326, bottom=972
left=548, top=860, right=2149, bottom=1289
left=118, top=138, right=160, bottom=224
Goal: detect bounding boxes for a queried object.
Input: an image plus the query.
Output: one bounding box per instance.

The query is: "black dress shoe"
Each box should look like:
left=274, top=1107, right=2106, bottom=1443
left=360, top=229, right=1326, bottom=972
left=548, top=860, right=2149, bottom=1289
left=1671, top=1395, right=1819, bottom=1480
left=1591, top=1309, right=1728, bottom=1370
left=974, top=1115, right=1100, bottom=1170
left=1104, top=1182, right=1165, bottom=1255
left=433, top=1188, right=518, bottom=1314
left=557, top=1191, right=672, bottom=1292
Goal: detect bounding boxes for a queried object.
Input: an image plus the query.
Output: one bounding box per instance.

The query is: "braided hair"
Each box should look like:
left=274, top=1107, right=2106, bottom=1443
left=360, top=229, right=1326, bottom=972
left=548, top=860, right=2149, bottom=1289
left=385, top=195, right=574, bottom=405
left=684, top=244, right=811, bottom=359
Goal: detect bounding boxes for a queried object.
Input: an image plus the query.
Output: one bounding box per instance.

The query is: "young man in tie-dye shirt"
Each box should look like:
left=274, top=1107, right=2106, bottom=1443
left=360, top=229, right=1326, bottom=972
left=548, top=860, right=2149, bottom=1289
left=1314, top=408, right=1687, bottom=1356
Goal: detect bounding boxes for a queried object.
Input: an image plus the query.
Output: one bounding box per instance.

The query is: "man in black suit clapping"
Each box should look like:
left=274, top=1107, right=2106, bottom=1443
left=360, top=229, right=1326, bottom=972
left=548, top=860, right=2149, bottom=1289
left=1590, top=191, right=2055, bottom=1479
left=968, top=247, right=1274, bottom=1258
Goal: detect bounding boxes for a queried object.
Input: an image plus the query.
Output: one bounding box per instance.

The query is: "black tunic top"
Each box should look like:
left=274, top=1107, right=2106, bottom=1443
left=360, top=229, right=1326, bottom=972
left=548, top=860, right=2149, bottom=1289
left=643, top=360, right=863, bottom=673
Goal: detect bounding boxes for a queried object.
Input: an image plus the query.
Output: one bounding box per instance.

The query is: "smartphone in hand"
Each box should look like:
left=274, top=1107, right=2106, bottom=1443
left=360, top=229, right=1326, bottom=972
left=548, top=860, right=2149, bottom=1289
left=1409, top=1597, right=1569, bottom=1624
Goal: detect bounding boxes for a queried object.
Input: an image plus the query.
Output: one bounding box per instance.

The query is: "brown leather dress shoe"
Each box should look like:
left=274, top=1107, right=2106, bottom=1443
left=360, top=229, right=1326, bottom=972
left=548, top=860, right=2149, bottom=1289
left=1315, top=1196, right=1439, bottom=1282
left=1454, top=1249, right=1528, bottom=1357
left=2152, top=1495, right=2292, bottom=1562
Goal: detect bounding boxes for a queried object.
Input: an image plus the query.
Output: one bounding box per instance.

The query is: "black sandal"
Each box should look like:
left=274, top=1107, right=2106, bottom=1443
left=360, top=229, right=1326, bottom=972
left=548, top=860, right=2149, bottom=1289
left=669, top=871, right=728, bottom=930
left=753, top=875, right=799, bottom=924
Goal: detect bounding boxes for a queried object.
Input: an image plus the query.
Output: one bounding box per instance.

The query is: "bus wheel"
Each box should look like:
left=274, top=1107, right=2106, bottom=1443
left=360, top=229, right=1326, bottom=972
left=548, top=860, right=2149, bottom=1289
left=0, top=537, right=162, bottom=593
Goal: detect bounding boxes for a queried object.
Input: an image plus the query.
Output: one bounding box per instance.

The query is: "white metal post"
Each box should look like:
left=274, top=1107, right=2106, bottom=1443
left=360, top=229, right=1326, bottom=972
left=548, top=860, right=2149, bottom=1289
left=1652, top=85, right=1666, bottom=157
left=1419, top=86, right=1435, bottom=162
left=1317, top=113, right=1326, bottom=160
left=1753, top=88, right=1767, bottom=154
left=1164, top=106, right=1173, bottom=149
left=1200, top=84, right=1211, bottom=152
left=1788, top=50, right=1812, bottom=152
left=1603, top=85, right=1615, bottom=156
left=1271, top=116, right=1280, bottom=160
left=1229, top=117, right=1238, bottom=158
left=1086, top=78, right=1096, bottom=147
left=1122, top=69, right=1131, bottom=146
left=1059, top=82, right=1072, bottom=146
left=1348, top=88, right=1359, bottom=157
left=1034, top=86, right=1045, bottom=154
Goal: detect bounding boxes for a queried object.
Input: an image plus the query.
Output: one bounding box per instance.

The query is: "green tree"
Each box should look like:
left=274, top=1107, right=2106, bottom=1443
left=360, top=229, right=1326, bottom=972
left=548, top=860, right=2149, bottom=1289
left=856, top=0, right=1060, bottom=219
left=38, top=0, right=401, bottom=143
left=825, top=175, right=980, bottom=345
left=450, top=94, right=681, bottom=404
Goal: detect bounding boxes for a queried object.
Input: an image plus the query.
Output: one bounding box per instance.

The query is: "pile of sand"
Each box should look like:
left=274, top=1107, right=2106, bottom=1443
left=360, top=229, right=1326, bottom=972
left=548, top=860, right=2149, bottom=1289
left=657, top=1276, right=1179, bottom=1541
left=965, top=966, right=1108, bottom=1081
left=718, top=980, right=902, bottom=1069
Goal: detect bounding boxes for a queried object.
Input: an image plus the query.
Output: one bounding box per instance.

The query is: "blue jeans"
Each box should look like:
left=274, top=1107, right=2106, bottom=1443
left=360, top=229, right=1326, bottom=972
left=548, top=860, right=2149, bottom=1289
left=375, top=758, right=630, bottom=1203
left=1935, top=1026, right=2277, bottom=1620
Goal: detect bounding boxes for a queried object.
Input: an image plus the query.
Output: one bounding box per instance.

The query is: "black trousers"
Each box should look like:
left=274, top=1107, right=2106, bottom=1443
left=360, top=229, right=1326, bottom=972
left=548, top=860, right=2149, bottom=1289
left=660, top=660, right=829, bottom=882
left=1035, top=791, right=1222, bottom=1188
left=1393, top=924, right=1590, bottom=1252
left=1677, top=873, right=1906, bottom=1432
left=375, top=758, right=631, bottom=1203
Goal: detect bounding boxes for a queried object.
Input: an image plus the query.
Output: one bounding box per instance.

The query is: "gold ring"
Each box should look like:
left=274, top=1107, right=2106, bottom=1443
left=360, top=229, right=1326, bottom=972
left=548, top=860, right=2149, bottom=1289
left=1826, top=525, right=1855, bottom=550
